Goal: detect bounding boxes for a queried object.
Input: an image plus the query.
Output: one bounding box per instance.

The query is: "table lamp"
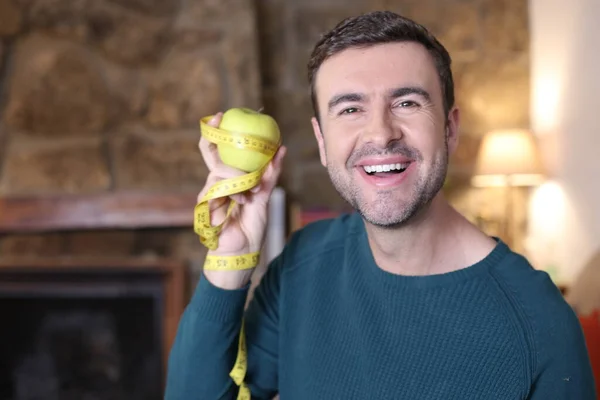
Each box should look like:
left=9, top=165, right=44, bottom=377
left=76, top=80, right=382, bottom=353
left=471, top=129, right=545, bottom=247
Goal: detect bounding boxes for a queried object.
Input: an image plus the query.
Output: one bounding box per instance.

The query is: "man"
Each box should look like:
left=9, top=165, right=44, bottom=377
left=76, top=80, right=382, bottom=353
left=165, top=11, right=596, bottom=399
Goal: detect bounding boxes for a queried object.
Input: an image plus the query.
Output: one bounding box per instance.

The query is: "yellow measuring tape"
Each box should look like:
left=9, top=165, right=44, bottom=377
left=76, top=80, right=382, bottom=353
left=194, top=114, right=280, bottom=399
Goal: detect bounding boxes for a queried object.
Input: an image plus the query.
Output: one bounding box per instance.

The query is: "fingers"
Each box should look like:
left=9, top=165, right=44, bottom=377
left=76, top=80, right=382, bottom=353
left=256, top=145, right=287, bottom=199
left=230, top=193, right=248, bottom=205
left=196, top=189, right=247, bottom=227
left=206, top=196, right=229, bottom=226
left=199, top=112, right=223, bottom=171
left=250, top=184, right=261, bottom=194
left=197, top=163, right=249, bottom=201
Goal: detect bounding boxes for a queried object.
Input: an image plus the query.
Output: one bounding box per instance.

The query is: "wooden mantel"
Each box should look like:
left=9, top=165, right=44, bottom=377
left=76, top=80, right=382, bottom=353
left=0, top=191, right=199, bottom=233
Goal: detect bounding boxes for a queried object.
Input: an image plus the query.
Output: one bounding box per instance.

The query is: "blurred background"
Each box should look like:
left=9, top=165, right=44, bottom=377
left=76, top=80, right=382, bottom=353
left=0, top=0, right=599, bottom=398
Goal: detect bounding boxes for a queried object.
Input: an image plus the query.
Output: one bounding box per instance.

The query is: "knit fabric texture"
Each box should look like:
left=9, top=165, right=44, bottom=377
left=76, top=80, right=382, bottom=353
left=165, top=212, right=596, bottom=399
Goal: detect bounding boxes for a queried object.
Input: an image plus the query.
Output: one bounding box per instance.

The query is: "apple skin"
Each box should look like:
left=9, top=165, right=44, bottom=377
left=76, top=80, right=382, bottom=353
left=217, top=107, right=281, bottom=172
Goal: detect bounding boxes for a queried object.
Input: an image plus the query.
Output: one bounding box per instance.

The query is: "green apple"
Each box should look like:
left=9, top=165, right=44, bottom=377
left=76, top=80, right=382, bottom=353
left=217, top=107, right=281, bottom=172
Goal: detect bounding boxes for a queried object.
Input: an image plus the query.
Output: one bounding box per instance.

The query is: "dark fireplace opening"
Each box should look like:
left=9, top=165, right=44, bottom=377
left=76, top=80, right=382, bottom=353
left=0, top=269, right=166, bottom=400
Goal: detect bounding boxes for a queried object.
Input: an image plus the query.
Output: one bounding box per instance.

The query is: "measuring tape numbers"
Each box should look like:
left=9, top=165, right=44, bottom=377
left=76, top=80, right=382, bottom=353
left=195, top=114, right=280, bottom=399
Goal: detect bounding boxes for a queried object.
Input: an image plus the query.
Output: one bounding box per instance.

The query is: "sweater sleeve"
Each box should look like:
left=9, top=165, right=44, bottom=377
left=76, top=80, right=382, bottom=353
left=527, top=299, right=597, bottom=399
left=164, top=254, right=283, bottom=400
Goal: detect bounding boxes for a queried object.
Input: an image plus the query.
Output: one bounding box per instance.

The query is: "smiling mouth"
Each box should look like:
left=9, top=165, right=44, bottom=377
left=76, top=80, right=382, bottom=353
left=362, top=162, right=410, bottom=176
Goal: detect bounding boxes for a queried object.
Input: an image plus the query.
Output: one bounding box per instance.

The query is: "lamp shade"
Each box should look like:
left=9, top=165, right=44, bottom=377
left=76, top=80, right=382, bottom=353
left=472, top=129, right=545, bottom=187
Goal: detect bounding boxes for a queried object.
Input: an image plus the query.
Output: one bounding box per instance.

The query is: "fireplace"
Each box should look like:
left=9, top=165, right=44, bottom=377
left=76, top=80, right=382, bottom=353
left=0, top=258, right=186, bottom=400
left=0, top=192, right=194, bottom=399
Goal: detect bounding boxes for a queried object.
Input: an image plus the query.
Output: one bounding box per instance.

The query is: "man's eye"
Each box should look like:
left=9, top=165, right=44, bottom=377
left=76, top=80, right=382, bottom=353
left=340, top=107, right=359, bottom=115
left=399, top=101, right=418, bottom=108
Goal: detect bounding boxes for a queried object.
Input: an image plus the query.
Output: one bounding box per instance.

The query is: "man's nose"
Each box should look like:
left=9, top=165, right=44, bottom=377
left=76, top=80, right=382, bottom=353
left=360, top=111, right=403, bottom=148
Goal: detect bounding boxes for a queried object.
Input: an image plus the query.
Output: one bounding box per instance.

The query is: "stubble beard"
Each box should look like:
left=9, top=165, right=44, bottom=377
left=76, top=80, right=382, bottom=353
left=326, top=141, right=449, bottom=229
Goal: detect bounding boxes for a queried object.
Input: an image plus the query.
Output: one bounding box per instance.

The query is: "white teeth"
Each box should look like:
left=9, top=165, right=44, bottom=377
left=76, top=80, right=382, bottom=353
left=363, top=163, right=409, bottom=174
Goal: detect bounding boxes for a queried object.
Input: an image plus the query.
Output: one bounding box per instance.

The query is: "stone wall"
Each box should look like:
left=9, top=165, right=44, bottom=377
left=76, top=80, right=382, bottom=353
left=0, top=0, right=531, bottom=266
left=0, top=0, right=261, bottom=196
left=0, top=0, right=262, bottom=278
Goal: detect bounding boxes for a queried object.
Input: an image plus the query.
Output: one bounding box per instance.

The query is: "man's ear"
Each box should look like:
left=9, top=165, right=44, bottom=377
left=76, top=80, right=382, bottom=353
left=445, top=106, right=460, bottom=154
left=311, top=116, right=327, bottom=167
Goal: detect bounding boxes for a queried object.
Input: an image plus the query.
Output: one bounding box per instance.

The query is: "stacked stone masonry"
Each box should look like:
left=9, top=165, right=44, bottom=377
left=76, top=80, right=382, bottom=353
left=0, top=0, right=530, bottom=261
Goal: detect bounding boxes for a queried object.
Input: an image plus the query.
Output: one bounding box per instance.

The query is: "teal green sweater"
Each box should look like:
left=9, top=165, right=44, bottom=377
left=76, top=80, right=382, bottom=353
left=165, top=212, right=596, bottom=399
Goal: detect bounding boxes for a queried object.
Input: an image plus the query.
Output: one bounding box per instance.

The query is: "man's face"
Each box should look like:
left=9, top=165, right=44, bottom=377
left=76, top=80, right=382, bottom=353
left=311, top=42, right=460, bottom=228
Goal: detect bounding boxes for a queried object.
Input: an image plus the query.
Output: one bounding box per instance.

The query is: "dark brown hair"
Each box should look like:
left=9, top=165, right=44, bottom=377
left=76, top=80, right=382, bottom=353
left=307, top=11, right=454, bottom=122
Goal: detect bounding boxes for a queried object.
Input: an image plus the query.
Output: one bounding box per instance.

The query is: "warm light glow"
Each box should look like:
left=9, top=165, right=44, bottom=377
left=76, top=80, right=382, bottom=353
left=525, top=180, right=568, bottom=282
left=472, top=129, right=545, bottom=187
left=529, top=181, right=565, bottom=234
left=532, top=73, right=561, bottom=134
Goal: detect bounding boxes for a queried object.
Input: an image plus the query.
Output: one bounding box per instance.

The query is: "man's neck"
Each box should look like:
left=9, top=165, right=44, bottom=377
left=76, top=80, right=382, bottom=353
left=364, top=195, right=495, bottom=276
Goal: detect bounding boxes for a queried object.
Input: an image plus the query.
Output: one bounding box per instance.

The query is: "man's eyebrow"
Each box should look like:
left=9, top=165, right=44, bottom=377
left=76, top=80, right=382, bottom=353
left=389, top=87, right=431, bottom=102
left=327, top=93, right=363, bottom=113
